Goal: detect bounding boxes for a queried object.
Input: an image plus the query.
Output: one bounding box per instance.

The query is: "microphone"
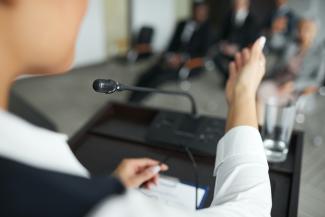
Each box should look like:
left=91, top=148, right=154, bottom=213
left=93, top=79, right=198, bottom=116
left=93, top=79, right=119, bottom=94
left=92, top=79, right=226, bottom=157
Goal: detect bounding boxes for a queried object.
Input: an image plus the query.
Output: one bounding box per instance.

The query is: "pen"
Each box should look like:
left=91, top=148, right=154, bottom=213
left=141, top=156, right=170, bottom=189
left=148, top=156, right=170, bottom=174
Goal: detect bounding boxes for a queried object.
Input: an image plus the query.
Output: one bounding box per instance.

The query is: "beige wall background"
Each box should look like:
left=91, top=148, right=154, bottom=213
left=175, top=0, right=192, bottom=21
left=104, top=0, right=191, bottom=57
left=105, top=0, right=129, bottom=57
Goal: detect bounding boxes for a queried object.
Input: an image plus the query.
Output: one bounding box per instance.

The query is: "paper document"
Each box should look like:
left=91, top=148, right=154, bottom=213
left=140, top=176, right=208, bottom=211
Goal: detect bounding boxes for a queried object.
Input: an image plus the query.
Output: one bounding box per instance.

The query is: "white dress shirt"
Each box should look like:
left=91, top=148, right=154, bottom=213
left=234, top=10, right=249, bottom=27
left=0, top=109, right=272, bottom=217
left=181, top=21, right=197, bottom=44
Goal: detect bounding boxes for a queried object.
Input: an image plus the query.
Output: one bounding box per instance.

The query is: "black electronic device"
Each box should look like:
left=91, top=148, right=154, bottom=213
left=93, top=79, right=225, bottom=156
left=146, top=111, right=225, bottom=156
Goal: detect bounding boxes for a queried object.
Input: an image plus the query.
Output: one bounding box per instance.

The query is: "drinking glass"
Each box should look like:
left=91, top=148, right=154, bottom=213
left=262, top=97, right=297, bottom=163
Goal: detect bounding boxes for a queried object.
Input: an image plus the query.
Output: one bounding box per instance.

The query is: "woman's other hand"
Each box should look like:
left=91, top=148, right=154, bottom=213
left=113, top=158, right=168, bottom=189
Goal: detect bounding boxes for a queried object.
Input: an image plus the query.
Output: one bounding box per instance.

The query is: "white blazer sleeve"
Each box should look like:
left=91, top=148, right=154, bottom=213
left=89, top=126, right=272, bottom=217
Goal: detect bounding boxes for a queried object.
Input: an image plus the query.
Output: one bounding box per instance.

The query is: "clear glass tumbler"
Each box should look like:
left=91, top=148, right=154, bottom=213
left=262, top=97, right=297, bottom=163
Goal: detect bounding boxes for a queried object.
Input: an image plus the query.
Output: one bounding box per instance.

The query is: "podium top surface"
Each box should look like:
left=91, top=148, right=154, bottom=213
left=69, top=102, right=303, bottom=217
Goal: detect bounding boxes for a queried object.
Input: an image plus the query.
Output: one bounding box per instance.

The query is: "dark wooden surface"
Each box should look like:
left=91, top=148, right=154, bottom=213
left=69, top=102, right=303, bottom=217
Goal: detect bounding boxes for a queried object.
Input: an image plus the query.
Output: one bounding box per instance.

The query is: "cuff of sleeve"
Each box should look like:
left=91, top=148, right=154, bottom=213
left=214, top=126, right=267, bottom=175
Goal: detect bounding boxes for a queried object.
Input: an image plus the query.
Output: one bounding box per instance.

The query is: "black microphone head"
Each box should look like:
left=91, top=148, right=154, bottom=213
left=93, top=79, right=118, bottom=94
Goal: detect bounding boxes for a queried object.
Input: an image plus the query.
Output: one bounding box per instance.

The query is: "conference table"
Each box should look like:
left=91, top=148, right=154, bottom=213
left=69, top=102, right=303, bottom=217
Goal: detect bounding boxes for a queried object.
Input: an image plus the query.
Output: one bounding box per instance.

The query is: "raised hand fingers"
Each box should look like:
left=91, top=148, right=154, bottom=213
left=229, top=61, right=237, bottom=79
left=260, top=52, right=266, bottom=67
left=251, top=36, right=266, bottom=61
left=235, top=52, right=243, bottom=72
left=242, top=48, right=250, bottom=63
left=235, top=48, right=251, bottom=72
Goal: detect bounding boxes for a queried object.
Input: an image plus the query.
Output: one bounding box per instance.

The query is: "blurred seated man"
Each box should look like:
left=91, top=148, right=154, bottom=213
left=264, top=16, right=294, bottom=75
left=263, top=0, right=297, bottom=71
left=264, top=0, right=297, bottom=36
left=129, top=2, right=211, bottom=103
left=127, top=26, right=155, bottom=63
left=259, top=18, right=325, bottom=117
left=213, top=0, right=259, bottom=83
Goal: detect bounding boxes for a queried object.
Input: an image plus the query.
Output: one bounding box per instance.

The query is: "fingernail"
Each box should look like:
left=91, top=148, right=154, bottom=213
left=259, top=36, right=266, bottom=49
left=148, top=166, right=161, bottom=175
left=148, top=183, right=155, bottom=189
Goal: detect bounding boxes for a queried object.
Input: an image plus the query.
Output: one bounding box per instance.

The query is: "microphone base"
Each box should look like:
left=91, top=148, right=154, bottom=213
left=146, top=111, right=226, bottom=156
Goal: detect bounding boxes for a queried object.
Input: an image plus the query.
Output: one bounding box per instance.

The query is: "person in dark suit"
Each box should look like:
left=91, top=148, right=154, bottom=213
left=264, top=0, right=296, bottom=38
left=263, top=0, right=297, bottom=63
left=127, top=26, right=155, bottom=63
left=213, top=0, right=260, bottom=83
left=129, top=2, right=211, bottom=103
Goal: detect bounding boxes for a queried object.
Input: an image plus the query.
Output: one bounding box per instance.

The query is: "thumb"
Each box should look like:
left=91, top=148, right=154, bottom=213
left=131, top=167, right=159, bottom=187
left=251, top=36, right=266, bottom=60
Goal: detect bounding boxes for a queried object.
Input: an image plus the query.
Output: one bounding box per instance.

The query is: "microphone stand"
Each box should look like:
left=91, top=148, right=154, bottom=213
left=117, top=83, right=198, bottom=117
left=93, top=79, right=226, bottom=157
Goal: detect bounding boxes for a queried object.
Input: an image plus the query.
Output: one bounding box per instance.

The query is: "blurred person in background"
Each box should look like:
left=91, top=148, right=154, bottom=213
left=126, top=26, right=155, bottom=63
left=129, top=2, right=211, bottom=103
left=263, top=0, right=297, bottom=74
left=264, top=15, right=294, bottom=76
left=258, top=18, right=325, bottom=121
left=213, top=0, right=260, bottom=84
left=264, top=0, right=296, bottom=39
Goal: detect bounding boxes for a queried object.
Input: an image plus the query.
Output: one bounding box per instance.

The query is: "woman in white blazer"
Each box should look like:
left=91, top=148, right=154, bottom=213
left=0, top=1, right=270, bottom=217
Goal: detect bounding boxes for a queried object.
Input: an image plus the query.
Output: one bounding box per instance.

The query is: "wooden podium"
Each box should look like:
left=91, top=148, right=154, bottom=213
left=69, top=102, right=303, bottom=217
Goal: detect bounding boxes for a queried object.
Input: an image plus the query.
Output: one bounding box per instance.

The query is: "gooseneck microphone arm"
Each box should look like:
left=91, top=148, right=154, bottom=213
left=93, top=79, right=198, bottom=116
left=118, top=84, right=197, bottom=115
